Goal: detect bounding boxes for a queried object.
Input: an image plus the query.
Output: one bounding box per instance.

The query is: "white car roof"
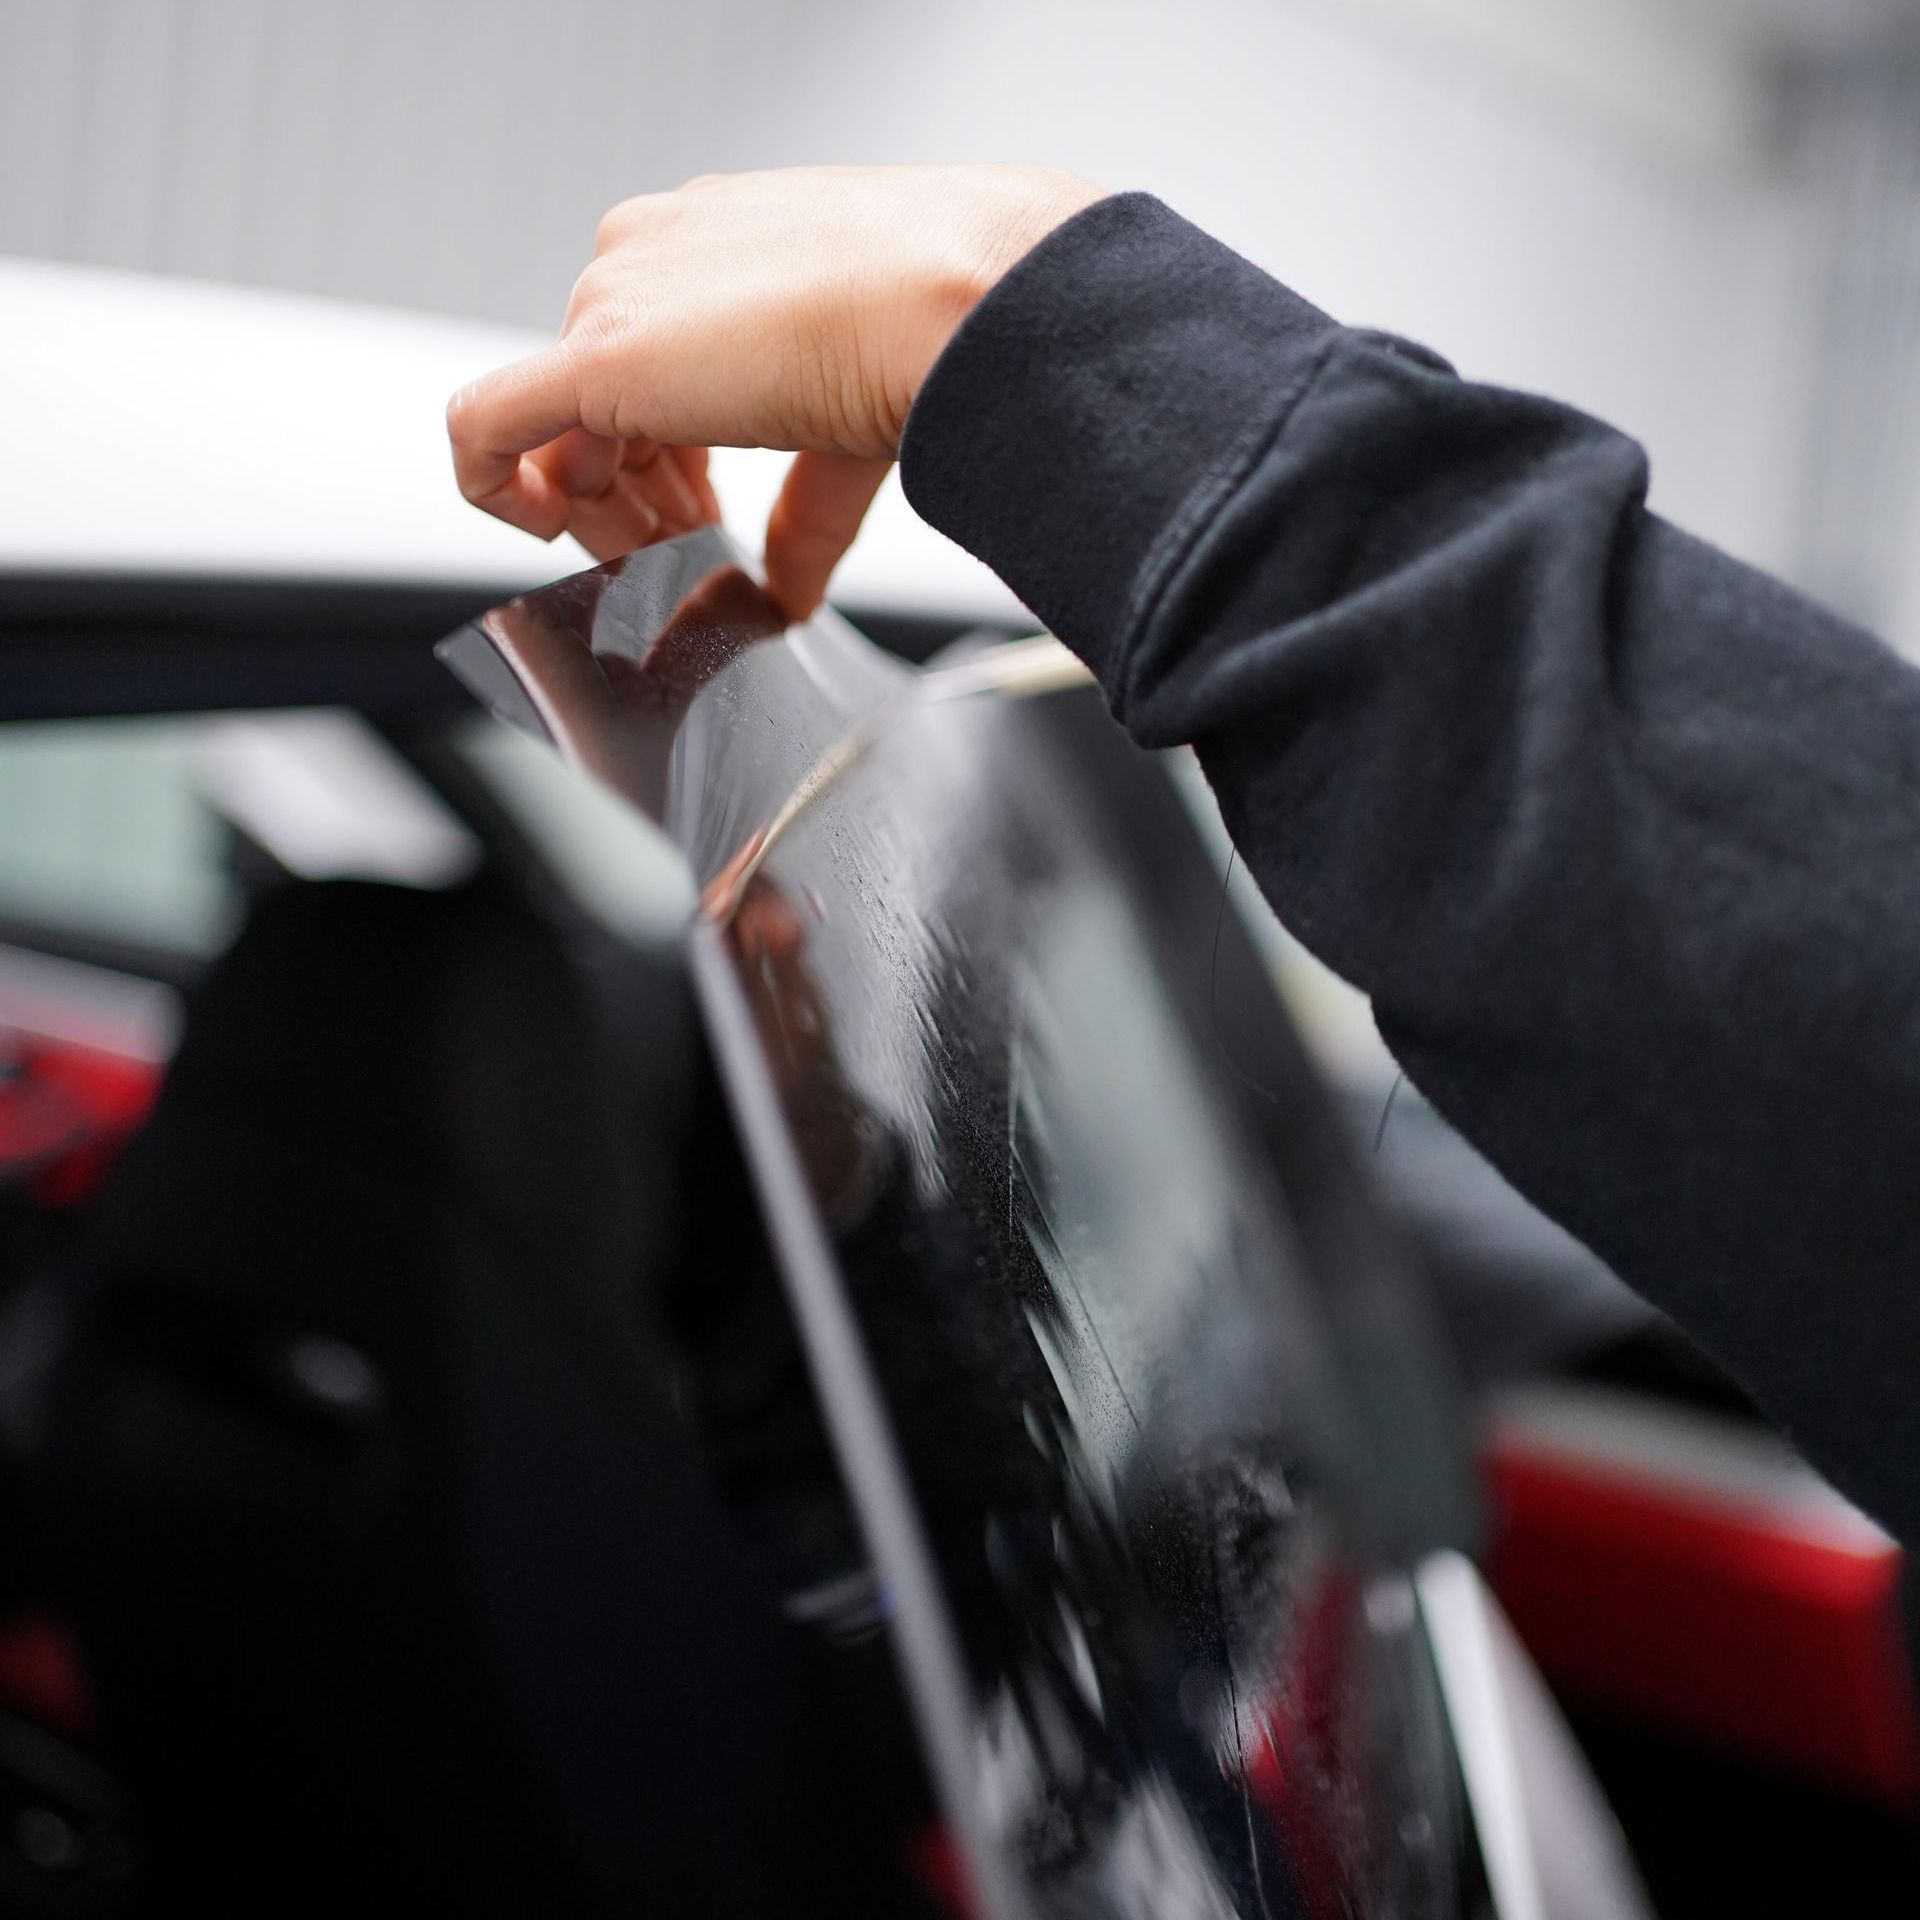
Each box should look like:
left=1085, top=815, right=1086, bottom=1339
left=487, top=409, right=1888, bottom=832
left=0, top=256, right=1024, bottom=624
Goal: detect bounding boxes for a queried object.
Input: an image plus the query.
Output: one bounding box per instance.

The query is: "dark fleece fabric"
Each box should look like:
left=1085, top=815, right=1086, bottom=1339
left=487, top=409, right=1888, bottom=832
left=900, top=191, right=1920, bottom=1545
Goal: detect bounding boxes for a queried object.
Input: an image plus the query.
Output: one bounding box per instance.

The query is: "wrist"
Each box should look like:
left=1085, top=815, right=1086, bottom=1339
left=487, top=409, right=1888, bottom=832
left=894, top=170, right=1108, bottom=438
left=968, top=169, right=1108, bottom=297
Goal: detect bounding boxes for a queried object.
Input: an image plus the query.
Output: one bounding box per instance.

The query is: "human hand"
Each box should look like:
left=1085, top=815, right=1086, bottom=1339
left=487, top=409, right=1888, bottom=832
left=447, top=164, right=1103, bottom=617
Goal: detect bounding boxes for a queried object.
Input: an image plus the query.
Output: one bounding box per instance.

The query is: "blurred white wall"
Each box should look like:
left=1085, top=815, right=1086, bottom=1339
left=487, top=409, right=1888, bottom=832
left=1, top=0, right=1910, bottom=623
left=742, top=0, right=1815, bottom=574
left=1785, top=51, right=1920, bottom=637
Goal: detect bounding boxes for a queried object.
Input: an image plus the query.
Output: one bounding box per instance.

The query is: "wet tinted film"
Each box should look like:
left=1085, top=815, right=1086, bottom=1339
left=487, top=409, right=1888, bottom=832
left=441, top=530, right=1473, bottom=1920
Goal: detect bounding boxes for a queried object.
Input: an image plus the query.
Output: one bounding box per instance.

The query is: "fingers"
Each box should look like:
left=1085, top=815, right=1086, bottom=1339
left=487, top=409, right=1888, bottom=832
left=670, top=444, right=723, bottom=525
left=449, top=291, right=720, bottom=564
left=564, top=476, right=661, bottom=563
left=523, top=425, right=643, bottom=561
left=763, top=451, right=892, bottom=620
left=535, top=424, right=624, bottom=498
left=518, top=431, right=721, bottom=563
left=626, top=440, right=707, bottom=530
left=446, top=344, right=584, bottom=539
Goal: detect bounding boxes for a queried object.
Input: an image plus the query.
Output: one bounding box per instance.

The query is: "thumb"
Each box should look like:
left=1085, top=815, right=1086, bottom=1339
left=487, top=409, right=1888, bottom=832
left=763, top=451, right=892, bottom=621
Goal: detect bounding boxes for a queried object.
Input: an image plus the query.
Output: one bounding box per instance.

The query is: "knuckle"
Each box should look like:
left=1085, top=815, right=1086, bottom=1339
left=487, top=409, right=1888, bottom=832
left=554, top=332, right=624, bottom=437
left=569, top=291, right=634, bottom=354
left=594, top=195, right=644, bottom=251
left=563, top=263, right=620, bottom=338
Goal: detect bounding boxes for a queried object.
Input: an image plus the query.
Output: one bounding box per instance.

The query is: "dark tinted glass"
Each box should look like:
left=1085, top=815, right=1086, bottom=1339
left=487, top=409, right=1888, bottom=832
left=442, top=529, right=1472, bottom=1920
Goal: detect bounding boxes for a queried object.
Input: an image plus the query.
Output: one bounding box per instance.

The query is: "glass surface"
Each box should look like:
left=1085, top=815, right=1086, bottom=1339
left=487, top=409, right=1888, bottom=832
left=440, top=529, right=1470, bottom=1920
left=0, top=715, right=235, bottom=953
left=0, top=709, right=477, bottom=959
left=453, top=713, right=695, bottom=945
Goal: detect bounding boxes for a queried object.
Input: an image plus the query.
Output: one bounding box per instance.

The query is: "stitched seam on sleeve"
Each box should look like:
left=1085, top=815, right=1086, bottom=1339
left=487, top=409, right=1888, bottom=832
left=1112, top=331, right=1344, bottom=723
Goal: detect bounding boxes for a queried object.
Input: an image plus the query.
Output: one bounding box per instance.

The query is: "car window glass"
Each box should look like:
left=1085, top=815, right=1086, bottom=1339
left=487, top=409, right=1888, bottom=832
left=454, top=712, right=693, bottom=945
left=443, top=530, right=1473, bottom=1920
left=0, top=716, right=234, bottom=955
left=0, top=710, right=478, bottom=963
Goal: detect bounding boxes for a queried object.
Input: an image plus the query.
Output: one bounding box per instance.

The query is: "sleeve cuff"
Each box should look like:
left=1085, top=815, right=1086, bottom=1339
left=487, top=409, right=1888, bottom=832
left=898, top=192, right=1342, bottom=691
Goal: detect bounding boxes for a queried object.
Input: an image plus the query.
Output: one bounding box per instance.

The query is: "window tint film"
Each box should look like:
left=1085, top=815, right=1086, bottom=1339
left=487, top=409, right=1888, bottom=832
left=442, top=529, right=1473, bottom=1920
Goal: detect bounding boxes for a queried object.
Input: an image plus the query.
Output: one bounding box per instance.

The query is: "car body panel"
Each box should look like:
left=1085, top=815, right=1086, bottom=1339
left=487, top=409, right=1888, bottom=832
left=0, top=255, right=1021, bottom=623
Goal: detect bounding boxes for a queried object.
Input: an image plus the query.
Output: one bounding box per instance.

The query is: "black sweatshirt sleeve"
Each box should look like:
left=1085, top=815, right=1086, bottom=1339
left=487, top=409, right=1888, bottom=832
left=899, top=192, right=1920, bottom=1544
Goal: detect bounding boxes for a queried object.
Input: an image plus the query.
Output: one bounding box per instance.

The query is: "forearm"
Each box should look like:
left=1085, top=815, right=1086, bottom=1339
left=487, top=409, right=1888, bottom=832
left=902, top=194, right=1920, bottom=1540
